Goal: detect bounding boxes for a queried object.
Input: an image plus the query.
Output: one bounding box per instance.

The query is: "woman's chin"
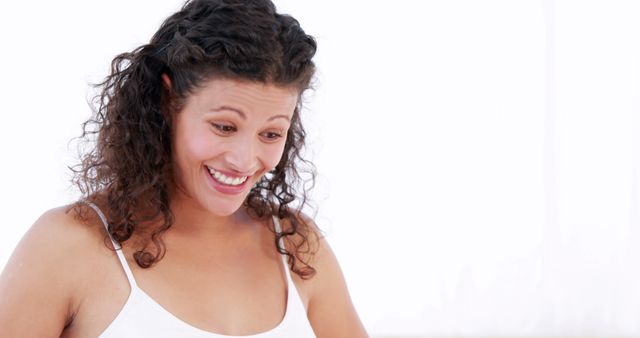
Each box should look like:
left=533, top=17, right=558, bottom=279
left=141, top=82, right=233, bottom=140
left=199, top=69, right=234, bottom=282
left=202, top=198, right=246, bottom=217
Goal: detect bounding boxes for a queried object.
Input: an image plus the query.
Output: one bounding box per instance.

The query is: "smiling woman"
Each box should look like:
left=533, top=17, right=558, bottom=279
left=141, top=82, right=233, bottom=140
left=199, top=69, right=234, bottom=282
left=0, top=0, right=368, bottom=337
left=171, top=78, right=299, bottom=217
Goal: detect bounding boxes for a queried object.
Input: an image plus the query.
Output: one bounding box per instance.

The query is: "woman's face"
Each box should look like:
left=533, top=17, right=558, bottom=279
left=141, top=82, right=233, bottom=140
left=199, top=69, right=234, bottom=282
left=171, top=77, right=299, bottom=216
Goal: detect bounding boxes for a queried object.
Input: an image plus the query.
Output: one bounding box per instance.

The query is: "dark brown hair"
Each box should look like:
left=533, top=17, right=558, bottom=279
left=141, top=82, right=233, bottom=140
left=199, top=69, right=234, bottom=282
left=71, top=0, right=318, bottom=278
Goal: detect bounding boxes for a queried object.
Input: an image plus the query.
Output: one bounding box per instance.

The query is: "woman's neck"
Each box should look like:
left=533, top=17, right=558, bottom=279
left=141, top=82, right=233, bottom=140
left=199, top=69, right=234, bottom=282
left=168, top=190, right=252, bottom=238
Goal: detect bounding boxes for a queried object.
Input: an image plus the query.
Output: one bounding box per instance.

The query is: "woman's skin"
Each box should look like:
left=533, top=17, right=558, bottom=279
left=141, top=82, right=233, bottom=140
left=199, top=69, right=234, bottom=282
left=0, top=78, right=368, bottom=338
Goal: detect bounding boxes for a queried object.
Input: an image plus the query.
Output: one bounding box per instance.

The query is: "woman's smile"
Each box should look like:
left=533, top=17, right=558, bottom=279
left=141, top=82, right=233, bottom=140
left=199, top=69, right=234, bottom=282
left=205, top=166, right=252, bottom=195
left=206, top=166, right=249, bottom=186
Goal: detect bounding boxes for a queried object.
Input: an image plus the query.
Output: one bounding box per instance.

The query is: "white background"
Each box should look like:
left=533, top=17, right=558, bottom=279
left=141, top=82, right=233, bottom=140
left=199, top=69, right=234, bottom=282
left=1, top=0, right=639, bottom=336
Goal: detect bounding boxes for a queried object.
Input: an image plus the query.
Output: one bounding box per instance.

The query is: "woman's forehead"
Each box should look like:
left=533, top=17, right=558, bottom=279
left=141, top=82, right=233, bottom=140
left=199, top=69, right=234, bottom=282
left=186, top=78, right=299, bottom=117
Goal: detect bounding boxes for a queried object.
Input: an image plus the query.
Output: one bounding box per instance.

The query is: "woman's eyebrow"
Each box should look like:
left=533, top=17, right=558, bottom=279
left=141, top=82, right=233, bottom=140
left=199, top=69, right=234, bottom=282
left=211, top=106, right=291, bottom=122
left=211, top=105, right=247, bottom=119
left=268, top=114, right=291, bottom=122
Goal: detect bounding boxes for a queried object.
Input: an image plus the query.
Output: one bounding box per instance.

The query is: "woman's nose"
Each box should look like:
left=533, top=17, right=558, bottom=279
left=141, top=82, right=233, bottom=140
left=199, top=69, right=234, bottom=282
left=224, top=137, right=258, bottom=174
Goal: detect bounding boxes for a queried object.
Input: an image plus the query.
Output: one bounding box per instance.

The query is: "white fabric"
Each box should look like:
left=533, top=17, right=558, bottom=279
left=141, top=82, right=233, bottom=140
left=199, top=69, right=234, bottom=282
left=87, top=203, right=316, bottom=338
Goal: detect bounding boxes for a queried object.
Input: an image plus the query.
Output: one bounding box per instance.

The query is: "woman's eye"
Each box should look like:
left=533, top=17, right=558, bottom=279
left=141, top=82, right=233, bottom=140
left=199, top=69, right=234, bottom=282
left=211, top=123, right=236, bottom=134
left=261, top=131, right=283, bottom=140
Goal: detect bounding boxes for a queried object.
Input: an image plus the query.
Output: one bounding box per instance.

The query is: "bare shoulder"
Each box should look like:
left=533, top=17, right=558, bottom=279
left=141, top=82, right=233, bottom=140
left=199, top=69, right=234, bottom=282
left=21, top=205, right=105, bottom=250
left=0, top=205, right=109, bottom=337
left=281, top=214, right=369, bottom=338
left=277, top=211, right=322, bottom=265
left=8, top=205, right=108, bottom=266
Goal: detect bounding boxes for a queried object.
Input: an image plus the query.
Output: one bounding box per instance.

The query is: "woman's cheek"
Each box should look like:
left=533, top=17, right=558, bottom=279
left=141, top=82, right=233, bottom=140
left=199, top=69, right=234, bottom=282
left=266, top=143, right=287, bottom=169
left=189, top=130, right=223, bottom=160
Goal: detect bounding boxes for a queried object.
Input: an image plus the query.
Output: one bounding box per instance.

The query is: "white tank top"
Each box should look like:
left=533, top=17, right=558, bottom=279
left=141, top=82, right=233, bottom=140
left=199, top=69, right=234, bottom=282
left=87, top=203, right=317, bottom=338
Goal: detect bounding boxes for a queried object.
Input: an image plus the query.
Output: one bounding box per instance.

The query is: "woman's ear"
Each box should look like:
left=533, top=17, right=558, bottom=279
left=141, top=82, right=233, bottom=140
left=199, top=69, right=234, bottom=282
left=160, top=73, right=175, bottom=119
left=161, top=73, right=172, bottom=91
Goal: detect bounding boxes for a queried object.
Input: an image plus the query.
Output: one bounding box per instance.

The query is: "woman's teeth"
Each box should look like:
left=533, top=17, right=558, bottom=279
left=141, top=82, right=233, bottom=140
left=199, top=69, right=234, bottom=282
left=207, top=167, right=248, bottom=186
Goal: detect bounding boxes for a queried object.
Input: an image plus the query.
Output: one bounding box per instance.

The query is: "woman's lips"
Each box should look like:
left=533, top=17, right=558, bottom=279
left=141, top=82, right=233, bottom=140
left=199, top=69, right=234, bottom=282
left=207, top=166, right=249, bottom=186
left=204, top=166, right=251, bottom=195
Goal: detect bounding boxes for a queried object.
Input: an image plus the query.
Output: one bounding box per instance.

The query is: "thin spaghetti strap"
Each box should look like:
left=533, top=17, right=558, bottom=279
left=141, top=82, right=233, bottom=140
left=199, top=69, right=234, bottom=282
left=86, top=202, right=139, bottom=288
left=272, top=215, right=293, bottom=281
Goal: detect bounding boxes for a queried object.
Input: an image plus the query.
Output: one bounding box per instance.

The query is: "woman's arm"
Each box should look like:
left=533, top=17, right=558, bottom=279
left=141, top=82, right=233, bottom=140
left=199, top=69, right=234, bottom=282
left=0, top=208, right=80, bottom=337
left=306, top=236, right=369, bottom=338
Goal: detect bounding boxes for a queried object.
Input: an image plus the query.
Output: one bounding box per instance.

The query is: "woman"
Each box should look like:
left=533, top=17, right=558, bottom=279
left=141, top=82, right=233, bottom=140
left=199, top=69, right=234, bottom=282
left=0, top=0, right=368, bottom=337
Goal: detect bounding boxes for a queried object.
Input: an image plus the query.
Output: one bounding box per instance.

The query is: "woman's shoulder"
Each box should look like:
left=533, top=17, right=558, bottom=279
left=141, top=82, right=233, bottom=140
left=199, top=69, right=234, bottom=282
left=279, top=212, right=331, bottom=285
left=276, top=211, right=322, bottom=266
left=276, top=211, right=339, bottom=293
left=20, top=204, right=110, bottom=257
left=1, top=204, right=113, bottom=289
left=278, top=213, right=369, bottom=336
left=0, top=204, right=116, bottom=335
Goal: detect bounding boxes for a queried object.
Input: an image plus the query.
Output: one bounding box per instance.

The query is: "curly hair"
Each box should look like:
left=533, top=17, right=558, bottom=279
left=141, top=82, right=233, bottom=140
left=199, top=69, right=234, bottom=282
left=71, top=0, right=318, bottom=278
